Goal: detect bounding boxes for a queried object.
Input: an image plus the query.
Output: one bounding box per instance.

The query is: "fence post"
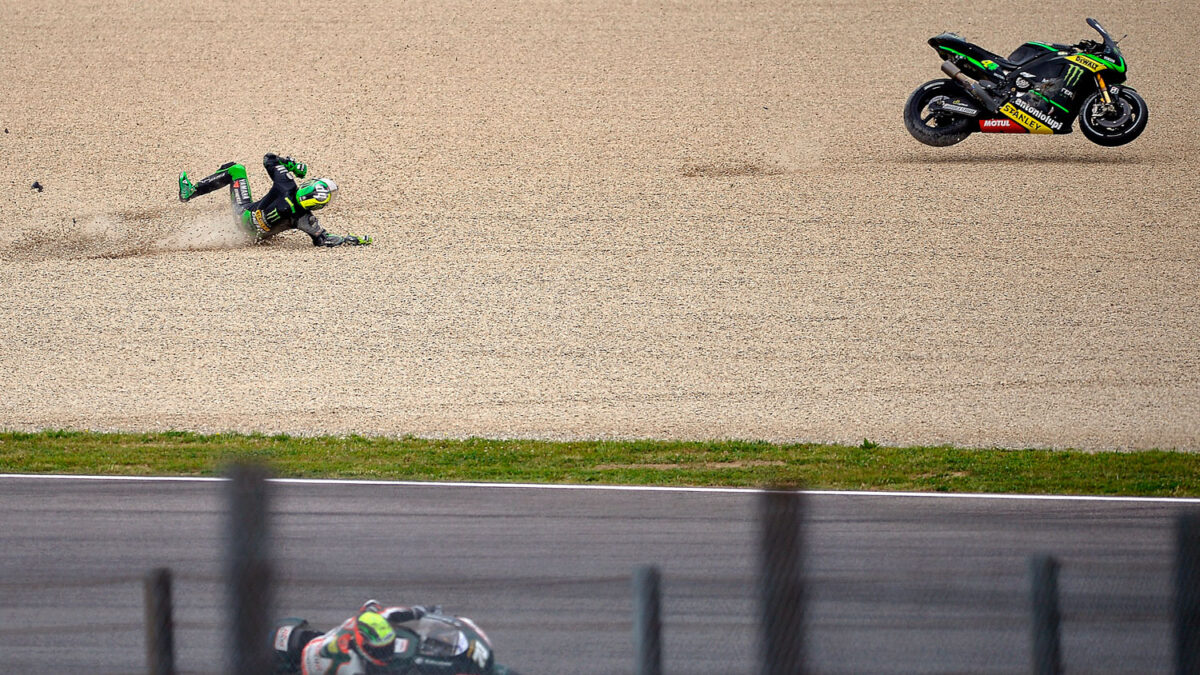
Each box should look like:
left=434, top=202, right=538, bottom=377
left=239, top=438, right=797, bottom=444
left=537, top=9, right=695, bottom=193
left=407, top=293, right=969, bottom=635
left=633, top=565, right=663, bottom=675
left=227, top=463, right=273, bottom=675
left=144, top=567, right=176, bottom=675
left=759, top=488, right=806, bottom=675
left=1030, top=554, right=1061, bottom=675
left=1176, top=513, right=1200, bottom=675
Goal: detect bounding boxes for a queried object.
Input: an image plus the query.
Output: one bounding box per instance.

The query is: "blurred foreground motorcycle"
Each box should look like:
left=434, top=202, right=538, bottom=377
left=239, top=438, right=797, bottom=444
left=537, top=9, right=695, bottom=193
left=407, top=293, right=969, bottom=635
left=271, top=606, right=520, bottom=675
left=905, top=18, right=1147, bottom=146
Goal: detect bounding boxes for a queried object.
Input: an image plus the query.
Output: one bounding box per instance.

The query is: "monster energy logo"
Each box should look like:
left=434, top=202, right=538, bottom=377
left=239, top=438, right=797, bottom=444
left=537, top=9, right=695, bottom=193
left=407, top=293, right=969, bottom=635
left=1064, top=64, right=1084, bottom=87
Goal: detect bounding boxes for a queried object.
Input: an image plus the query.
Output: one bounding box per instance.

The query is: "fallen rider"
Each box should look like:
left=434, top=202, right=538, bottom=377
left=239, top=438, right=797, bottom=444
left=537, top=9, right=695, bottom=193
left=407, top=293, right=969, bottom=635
left=179, top=153, right=371, bottom=247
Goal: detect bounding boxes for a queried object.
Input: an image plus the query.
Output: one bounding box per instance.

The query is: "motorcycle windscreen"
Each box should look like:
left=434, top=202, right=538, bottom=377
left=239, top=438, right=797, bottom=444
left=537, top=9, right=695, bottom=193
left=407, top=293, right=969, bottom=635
left=415, top=619, right=469, bottom=657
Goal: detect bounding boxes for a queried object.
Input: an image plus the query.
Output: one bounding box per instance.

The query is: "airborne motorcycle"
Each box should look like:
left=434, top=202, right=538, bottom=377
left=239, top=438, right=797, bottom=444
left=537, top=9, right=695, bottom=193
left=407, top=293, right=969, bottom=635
left=271, top=607, right=521, bottom=675
left=905, top=18, right=1147, bottom=147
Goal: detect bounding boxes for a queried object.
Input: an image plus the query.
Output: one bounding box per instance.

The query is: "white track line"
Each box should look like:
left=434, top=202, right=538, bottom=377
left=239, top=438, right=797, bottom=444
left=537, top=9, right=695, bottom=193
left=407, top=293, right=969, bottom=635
left=2, top=473, right=1199, bottom=503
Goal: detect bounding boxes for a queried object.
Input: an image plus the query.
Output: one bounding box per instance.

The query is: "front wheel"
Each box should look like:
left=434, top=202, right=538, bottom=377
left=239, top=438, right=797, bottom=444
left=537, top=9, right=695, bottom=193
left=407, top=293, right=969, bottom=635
left=1078, top=86, right=1148, bottom=146
left=904, top=79, right=974, bottom=147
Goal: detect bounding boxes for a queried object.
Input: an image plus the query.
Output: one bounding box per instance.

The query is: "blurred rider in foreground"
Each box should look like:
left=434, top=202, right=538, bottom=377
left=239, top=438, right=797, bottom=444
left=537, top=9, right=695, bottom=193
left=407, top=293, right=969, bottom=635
left=279, top=600, right=427, bottom=674
left=178, top=153, right=371, bottom=247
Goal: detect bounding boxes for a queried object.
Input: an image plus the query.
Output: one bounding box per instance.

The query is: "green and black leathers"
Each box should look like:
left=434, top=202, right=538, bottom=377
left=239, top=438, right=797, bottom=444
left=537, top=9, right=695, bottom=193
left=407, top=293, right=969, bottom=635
left=179, top=154, right=368, bottom=246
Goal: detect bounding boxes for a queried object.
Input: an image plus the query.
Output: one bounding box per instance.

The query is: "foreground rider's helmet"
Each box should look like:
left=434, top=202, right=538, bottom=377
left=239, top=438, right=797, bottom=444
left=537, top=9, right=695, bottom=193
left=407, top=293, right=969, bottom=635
left=353, top=611, right=397, bottom=666
left=295, top=178, right=338, bottom=211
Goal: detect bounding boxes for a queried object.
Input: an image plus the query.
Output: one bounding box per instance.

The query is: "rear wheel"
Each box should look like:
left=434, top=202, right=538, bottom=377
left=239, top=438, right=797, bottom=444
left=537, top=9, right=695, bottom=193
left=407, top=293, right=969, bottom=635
left=1078, top=86, right=1148, bottom=146
left=270, top=618, right=315, bottom=674
left=904, top=79, right=974, bottom=147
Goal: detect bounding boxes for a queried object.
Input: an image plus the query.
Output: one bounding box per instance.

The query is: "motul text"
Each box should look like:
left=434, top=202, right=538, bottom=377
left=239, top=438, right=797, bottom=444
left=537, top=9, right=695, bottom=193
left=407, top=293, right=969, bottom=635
left=978, top=118, right=1024, bottom=133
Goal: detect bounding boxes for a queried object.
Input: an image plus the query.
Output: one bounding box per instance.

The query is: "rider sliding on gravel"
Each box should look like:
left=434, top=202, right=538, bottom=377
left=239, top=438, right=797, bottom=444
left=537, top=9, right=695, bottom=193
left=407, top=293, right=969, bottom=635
left=178, top=153, right=371, bottom=247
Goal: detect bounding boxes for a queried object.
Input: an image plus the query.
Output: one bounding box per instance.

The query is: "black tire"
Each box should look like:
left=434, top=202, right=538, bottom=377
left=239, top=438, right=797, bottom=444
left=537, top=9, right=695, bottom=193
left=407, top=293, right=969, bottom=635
left=1078, top=86, right=1148, bottom=147
left=904, top=79, right=974, bottom=147
left=269, top=618, right=314, bottom=674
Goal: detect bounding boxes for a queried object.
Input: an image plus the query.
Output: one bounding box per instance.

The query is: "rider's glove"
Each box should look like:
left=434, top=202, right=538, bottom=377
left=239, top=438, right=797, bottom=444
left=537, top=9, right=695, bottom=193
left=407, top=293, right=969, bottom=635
left=281, top=156, right=308, bottom=178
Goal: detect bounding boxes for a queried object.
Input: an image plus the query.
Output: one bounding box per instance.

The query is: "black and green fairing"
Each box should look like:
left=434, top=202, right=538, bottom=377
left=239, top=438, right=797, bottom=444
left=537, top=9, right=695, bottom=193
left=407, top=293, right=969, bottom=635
left=929, top=17, right=1127, bottom=133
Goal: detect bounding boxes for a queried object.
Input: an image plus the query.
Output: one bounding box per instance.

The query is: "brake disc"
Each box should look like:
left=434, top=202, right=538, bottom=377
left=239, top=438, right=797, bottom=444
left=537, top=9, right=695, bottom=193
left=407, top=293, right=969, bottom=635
left=1094, top=98, right=1133, bottom=128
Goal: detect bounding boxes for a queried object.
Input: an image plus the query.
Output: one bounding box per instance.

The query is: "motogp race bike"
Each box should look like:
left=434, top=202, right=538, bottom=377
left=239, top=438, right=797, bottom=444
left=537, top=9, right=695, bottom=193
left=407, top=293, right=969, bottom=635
left=905, top=17, right=1147, bottom=147
left=271, top=607, right=521, bottom=675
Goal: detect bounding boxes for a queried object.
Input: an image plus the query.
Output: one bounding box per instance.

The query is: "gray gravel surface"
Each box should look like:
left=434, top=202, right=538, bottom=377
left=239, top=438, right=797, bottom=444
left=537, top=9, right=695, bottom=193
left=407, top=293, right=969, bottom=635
left=0, top=0, right=1197, bottom=449
left=0, top=476, right=1192, bottom=673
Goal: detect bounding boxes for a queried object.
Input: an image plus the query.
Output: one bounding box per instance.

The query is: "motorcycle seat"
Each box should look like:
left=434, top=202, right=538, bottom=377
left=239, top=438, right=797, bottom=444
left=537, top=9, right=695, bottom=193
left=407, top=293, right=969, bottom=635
left=1007, top=42, right=1070, bottom=68
left=972, top=46, right=1015, bottom=70
left=931, top=34, right=1020, bottom=74
left=973, top=44, right=1047, bottom=72
left=985, top=54, right=1021, bottom=71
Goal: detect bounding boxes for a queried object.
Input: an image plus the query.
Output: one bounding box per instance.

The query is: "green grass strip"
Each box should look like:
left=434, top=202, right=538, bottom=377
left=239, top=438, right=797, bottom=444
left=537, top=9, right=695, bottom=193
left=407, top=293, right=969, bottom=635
left=1, top=430, right=1197, bottom=497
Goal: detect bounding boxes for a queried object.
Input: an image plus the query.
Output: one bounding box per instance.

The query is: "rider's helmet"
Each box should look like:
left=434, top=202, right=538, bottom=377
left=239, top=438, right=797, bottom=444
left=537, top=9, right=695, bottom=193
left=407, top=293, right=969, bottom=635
left=353, top=611, right=397, bottom=666
left=295, top=178, right=338, bottom=211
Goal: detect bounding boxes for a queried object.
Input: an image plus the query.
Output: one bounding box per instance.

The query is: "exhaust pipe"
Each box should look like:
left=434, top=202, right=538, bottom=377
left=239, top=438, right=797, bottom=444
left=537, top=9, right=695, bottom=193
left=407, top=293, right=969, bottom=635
left=940, top=61, right=999, bottom=112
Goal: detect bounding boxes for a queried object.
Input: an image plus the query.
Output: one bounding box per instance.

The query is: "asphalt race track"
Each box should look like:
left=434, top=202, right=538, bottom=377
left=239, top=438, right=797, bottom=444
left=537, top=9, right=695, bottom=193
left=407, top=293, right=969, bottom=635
left=2, top=475, right=1195, bottom=674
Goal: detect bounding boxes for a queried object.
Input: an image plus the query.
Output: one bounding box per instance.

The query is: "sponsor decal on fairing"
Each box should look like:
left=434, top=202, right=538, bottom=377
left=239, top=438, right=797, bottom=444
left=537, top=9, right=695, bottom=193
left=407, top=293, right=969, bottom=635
left=978, top=118, right=1024, bottom=133
left=1064, top=64, right=1085, bottom=86
left=469, top=640, right=491, bottom=669
left=998, top=102, right=1054, bottom=134
left=1065, top=54, right=1107, bottom=73
left=1010, top=98, right=1062, bottom=130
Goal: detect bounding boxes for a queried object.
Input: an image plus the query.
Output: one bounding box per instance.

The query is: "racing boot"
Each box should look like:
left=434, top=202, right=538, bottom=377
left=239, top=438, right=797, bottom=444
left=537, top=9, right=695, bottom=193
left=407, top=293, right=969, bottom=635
left=178, top=172, right=197, bottom=202
left=180, top=162, right=243, bottom=202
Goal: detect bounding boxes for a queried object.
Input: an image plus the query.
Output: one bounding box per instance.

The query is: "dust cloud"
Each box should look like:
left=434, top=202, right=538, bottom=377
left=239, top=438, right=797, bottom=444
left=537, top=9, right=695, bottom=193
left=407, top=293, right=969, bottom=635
left=1, top=211, right=253, bottom=262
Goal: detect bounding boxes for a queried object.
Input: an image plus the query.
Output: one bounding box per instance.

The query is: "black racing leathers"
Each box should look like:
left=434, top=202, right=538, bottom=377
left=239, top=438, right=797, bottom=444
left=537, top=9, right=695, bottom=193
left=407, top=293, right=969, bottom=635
left=242, top=154, right=325, bottom=242
left=187, top=153, right=328, bottom=244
